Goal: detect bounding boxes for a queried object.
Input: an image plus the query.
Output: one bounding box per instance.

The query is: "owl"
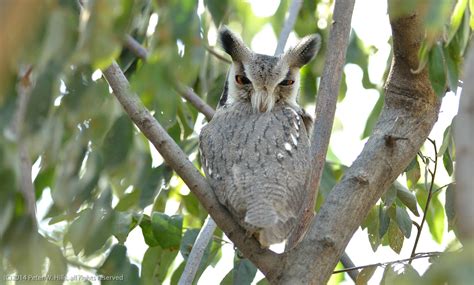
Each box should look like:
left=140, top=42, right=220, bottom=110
left=199, top=27, right=321, bottom=247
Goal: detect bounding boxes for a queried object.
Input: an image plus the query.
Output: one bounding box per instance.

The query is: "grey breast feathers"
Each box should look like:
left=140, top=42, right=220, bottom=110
left=199, top=101, right=311, bottom=246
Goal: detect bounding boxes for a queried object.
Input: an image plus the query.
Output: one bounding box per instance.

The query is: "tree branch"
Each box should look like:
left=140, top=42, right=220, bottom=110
left=12, top=66, right=37, bottom=228
left=277, top=2, right=440, bottom=283
left=101, top=61, right=279, bottom=277
left=122, top=34, right=219, bottom=282
left=340, top=252, right=358, bottom=282
left=123, top=34, right=149, bottom=60
left=204, top=43, right=232, bottom=64
left=333, top=251, right=441, bottom=274
left=178, top=217, right=217, bottom=285
left=274, top=0, right=303, bottom=56
left=288, top=0, right=356, bottom=248
left=454, top=38, right=474, bottom=241
left=175, top=84, right=215, bottom=121
left=410, top=139, right=438, bottom=262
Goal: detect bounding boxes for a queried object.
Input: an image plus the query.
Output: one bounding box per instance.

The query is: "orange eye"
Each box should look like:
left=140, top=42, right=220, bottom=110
left=279, top=79, right=295, bottom=86
left=235, top=75, right=251, bottom=85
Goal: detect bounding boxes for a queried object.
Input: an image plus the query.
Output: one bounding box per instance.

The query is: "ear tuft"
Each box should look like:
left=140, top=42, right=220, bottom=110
left=218, top=26, right=250, bottom=62
left=286, top=34, right=321, bottom=67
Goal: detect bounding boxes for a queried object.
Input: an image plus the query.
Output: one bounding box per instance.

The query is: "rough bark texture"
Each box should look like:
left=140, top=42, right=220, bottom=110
left=288, top=0, right=356, bottom=247
left=274, top=4, right=440, bottom=285
left=455, top=39, right=474, bottom=241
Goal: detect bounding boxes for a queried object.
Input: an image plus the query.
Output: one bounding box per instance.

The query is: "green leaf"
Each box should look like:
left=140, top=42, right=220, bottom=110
left=356, top=265, right=377, bottom=285
left=416, top=187, right=445, bottom=243
left=443, top=149, right=454, bottom=176
left=141, top=246, right=178, bottom=285
left=66, top=208, right=94, bottom=254
left=438, top=125, right=453, bottom=157
left=445, top=184, right=457, bottom=232
left=256, top=278, right=270, bottom=285
left=130, top=61, right=179, bottom=129
left=428, top=43, right=447, bottom=97
left=151, top=212, right=183, bottom=250
left=99, top=244, right=140, bottom=285
left=102, top=115, right=134, bottom=170
left=140, top=215, right=159, bottom=247
left=78, top=0, right=130, bottom=69
left=362, top=93, right=383, bottom=139
left=205, top=0, right=228, bottom=26
left=381, top=264, right=398, bottom=285
left=115, top=189, right=140, bottom=211
left=471, top=0, right=474, bottom=28
left=395, top=206, right=413, bottom=238
left=135, top=162, right=172, bottom=208
left=405, top=157, right=421, bottom=190
left=346, top=31, right=376, bottom=89
left=382, top=184, right=398, bottom=207
left=444, top=45, right=461, bottom=92
left=180, top=228, right=201, bottom=260
left=379, top=206, right=390, bottom=238
left=388, top=220, right=404, bottom=254
left=221, top=267, right=234, bottom=285
left=170, top=262, right=186, bottom=285
left=447, top=0, right=469, bottom=44
left=233, top=258, right=258, bottom=285
left=424, top=0, right=452, bottom=42
left=112, top=211, right=136, bottom=244
left=25, top=63, right=61, bottom=133
left=363, top=205, right=381, bottom=251
left=396, top=183, right=420, bottom=216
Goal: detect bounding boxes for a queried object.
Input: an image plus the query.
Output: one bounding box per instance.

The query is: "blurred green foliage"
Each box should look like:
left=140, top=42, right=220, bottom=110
left=0, top=0, right=472, bottom=284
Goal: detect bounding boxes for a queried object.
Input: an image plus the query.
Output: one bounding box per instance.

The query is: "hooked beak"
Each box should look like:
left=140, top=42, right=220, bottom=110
left=251, top=89, right=275, bottom=113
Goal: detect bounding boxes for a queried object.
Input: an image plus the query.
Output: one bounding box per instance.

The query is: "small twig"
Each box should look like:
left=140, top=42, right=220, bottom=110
left=274, top=0, right=303, bottom=55
left=333, top=251, right=441, bottom=274
left=410, top=139, right=438, bottom=262
left=13, top=66, right=37, bottom=228
left=204, top=44, right=231, bottom=64
left=175, top=84, right=215, bottom=121
left=179, top=217, right=217, bottom=285
left=212, top=235, right=232, bottom=245
left=124, top=35, right=148, bottom=61
left=339, top=252, right=358, bottom=282
left=432, top=182, right=453, bottom=195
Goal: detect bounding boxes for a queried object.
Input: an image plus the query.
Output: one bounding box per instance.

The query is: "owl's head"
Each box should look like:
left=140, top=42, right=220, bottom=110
left=218, top=26, right=321, bottom=112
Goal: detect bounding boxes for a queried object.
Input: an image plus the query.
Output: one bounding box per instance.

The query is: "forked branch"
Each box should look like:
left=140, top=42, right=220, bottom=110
left=278, top=1, right=440, bottom=283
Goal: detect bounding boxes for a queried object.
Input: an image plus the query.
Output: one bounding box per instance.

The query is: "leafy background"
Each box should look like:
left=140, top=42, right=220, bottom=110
left=0, top=0, right=473, bottom=284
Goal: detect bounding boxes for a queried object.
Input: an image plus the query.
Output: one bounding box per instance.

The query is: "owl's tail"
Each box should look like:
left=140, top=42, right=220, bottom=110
left=244, top=203, right=278, bottom=228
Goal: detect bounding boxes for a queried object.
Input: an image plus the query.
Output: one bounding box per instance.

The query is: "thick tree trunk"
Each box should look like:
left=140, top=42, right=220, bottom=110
left=272, top=4, right=440, bottom=284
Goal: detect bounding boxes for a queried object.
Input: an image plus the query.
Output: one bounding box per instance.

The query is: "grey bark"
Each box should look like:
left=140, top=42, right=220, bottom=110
left=288, top=0, right=356, bottom=248
left=274, top=3, right=440, bottom=284
left=455, top=38, right=474, bottom=240
left=274, top=0, right=303, bottom=56
left=178, top=217, right=217, bottom=285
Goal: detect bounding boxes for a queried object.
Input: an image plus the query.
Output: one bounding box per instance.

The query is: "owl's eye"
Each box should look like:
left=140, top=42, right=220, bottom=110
left=279, top=79, right=295, bottom=86
left=235, top=75, right=251, bottom=85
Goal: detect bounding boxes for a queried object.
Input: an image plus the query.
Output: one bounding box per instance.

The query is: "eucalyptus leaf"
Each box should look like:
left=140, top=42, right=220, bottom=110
left=356, top=265, right=377, bottom=285
left=151, top=212, right=183, bottom=250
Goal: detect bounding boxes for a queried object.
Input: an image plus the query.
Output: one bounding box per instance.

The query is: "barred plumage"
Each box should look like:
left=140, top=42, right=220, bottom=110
left=199, top=27, right=320, bottom=247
